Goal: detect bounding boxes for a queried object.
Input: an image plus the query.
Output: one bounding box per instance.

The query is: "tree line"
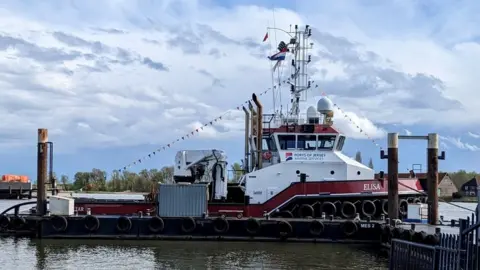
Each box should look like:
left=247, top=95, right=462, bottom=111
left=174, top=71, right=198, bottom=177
left=57, top=163, right=245, bottom=193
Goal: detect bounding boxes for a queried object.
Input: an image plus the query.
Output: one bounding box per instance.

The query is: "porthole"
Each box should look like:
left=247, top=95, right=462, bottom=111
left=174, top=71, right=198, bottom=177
left=357, top=171, right=361, bottom=175
left=330, top=170, right=335, bottom=175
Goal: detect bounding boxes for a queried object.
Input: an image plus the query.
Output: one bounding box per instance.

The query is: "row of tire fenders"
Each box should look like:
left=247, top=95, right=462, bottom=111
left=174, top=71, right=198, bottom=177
left=380, top=224, right=440, bottom=246
left=0, top=214, right=362, bottom=238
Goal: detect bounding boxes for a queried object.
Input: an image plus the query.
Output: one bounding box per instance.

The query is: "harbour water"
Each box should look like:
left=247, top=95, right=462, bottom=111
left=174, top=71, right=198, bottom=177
left=0, top=200, right=476, bottom=269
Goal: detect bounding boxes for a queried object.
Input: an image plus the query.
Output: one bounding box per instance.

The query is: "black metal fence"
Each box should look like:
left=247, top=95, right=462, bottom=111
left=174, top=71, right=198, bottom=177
left=390, top=213, right=480, bottom=270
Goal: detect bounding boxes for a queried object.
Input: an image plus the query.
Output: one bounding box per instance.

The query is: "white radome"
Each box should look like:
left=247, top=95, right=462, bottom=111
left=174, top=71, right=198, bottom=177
left=317, top=96, right=334, bottom=114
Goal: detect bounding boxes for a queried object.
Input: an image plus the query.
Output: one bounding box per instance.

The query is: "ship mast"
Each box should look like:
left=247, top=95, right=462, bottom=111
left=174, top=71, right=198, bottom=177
left=288, top=24, right=313, bottom=123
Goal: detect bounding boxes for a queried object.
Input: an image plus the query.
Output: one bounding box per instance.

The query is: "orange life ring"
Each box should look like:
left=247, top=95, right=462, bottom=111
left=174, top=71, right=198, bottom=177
left=262, top=151, right=272, bottom=160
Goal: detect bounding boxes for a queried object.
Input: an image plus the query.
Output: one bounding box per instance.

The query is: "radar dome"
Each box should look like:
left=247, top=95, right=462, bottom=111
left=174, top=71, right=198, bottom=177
left=317, top=96, right=334, bottom=114
left=306, top=106, right=318, bottom=118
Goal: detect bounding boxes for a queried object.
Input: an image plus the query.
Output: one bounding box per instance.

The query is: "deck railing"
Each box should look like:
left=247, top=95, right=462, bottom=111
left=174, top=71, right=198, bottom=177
left=390, top=213, right=480, bottom=269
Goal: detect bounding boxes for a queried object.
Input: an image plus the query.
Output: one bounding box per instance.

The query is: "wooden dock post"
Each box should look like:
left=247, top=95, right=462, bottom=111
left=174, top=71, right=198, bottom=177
left=381, top=133, right=399, bottom=224
left=427, top=133, right=439, bottom=225
left=37, top=128, right=48, bottom=216
left=387, top=133, right=399, bottom=223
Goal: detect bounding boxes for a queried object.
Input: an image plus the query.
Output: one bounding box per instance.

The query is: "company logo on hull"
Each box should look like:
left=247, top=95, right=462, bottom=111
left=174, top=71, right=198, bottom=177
left=285, top=152, right=293, bottom=161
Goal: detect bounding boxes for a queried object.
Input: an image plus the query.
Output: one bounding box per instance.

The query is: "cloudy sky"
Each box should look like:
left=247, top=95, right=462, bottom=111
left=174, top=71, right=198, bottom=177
left=0, top=0, right=479, bottom=182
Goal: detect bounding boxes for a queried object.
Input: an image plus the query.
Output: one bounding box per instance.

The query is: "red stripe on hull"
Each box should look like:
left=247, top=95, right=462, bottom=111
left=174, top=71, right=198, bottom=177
left=209, top=179, right=423, bottom=217
left=73, top=179, right=424, bottom=217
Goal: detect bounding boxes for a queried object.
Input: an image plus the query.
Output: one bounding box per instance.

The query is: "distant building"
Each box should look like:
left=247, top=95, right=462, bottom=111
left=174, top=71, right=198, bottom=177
left=374, top=172, right=455, bottom=197
left=437, top=174, right=458, bottom=197
left=460, top=176, right=480, bottom=197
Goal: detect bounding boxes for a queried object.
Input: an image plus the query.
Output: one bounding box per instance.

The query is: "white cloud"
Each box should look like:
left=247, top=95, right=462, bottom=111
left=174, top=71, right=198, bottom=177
left=0, top=1, right=479, bottom=153
left=468, top=132, right=480, bottom=139
left=332, top=109, right=386, bottom=140
left=440, top=136, right=480, bottom=152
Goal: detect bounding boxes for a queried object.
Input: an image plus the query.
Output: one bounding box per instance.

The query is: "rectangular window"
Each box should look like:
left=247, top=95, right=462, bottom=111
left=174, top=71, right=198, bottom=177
left=297, top=135, right=317, bottom=150
left=336, top=135, right=345, bottom=151
left=319, top=135, right=337, bottom=150
left=262, top=136, right=277, bottom=151
left=278, top=135, right=296, bottom=150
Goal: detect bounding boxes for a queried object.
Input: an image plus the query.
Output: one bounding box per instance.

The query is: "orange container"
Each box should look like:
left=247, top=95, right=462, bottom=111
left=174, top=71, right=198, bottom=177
left=1, top=175, right=29, bottom=183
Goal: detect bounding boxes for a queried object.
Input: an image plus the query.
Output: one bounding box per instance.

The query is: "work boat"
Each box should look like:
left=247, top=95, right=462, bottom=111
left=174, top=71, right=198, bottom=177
left=73, top=24, right=426, bottom=219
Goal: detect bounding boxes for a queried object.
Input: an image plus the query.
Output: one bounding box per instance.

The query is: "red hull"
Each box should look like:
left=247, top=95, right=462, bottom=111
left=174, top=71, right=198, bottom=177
left=74, top=179, right=423, bottom=217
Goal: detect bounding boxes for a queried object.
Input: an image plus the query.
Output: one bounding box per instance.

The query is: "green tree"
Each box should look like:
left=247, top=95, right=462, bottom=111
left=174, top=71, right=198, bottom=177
left=230, top=162, right=243, bottom=182
left=60, top=174, right=69, bottom=190
left=368, top=158, right=374, bottom=169
left=355, top=151, right=362, bottom=164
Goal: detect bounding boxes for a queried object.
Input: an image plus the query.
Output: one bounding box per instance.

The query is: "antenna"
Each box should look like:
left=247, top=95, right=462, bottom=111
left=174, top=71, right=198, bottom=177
left=288, top=24, right=313, bottom=123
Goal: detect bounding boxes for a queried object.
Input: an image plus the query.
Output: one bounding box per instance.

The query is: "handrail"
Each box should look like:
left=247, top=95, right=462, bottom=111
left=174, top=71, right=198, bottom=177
left=0, top=201, right=47, bottom=216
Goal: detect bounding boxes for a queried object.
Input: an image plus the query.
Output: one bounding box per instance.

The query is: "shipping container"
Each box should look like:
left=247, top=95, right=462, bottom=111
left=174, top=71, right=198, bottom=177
left=157, top=184, right=208, bottom=217
left=1, top=175, right=30, bottom=183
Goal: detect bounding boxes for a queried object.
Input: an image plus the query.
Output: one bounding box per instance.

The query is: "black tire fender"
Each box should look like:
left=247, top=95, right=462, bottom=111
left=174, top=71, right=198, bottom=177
left=278, top=220, right=293, bottom=238
left=148, top=216, right=165, bottom=233
left=181, top=217, right=196, bottom=234
left=245, top=218, right=261, bottom=235
left=213, top=217, right=229, bottom=234
left=309, top=220, right=324, bottom=236
left=83, top=215, right=100, bottom=232
left=0, top=215, right=10, bottom=229
left=342, top=220, right=358, bottom=237
left=51, top=215, right=68, bottom=232
left=116, top=216, right=132, bottom=233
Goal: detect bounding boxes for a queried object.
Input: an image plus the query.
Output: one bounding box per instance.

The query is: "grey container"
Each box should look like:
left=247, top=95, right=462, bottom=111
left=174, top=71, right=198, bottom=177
left=157, top=184, right=208, bottom=217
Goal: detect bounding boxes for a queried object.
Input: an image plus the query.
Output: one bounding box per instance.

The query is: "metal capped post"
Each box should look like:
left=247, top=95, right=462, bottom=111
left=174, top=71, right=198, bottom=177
left=387, top=133, right=399, bottom=223
left=37, top=128, right=48, bottom=216
left=427, top=133, right=439, bottom=225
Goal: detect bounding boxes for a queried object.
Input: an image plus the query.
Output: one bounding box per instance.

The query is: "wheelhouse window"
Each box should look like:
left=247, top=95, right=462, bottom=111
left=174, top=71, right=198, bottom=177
left=336, top=135, right=345, bottom=151
left=263, top=136, right=277, bottom=151
left=278, top=135, right=296, bottom=150
left=297, top=135, right=317, bottom=150
left=318, top=135, right=337, bottom=150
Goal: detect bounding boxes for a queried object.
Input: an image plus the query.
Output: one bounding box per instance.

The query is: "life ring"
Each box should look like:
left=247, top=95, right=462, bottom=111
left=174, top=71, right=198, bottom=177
left=12, top=216, right=26, bottom=230
left=340, top=201, right=357, bottom=219
left=342, top=220, right=358, bottom=237
left=181, top=217, right=196, bottom=234
left=277, top=220, right=293, bottom=238
left=309, top=220, right=324, bottom=236
left=83, top=215, right=100, bottom=232
left=245, top=218, right=261, bottom=235
left=51, top=215, right=68, bottom=232
left=298, top=204, right=314, bottom=218
left=148, top=216, right=165, bottom=233
left=0, top=215, right=10, bottom=229
left=213, top=217, right=229, bottom=234
left=116, top=216, right=132, bottom=233
left=262, top=151, right=272, bottom=160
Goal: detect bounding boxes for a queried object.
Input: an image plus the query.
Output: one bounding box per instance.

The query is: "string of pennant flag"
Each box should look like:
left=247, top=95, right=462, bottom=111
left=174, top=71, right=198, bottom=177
left=116, top=82, right=382, bottom=172
left=320, top=92, right=384, bottom=150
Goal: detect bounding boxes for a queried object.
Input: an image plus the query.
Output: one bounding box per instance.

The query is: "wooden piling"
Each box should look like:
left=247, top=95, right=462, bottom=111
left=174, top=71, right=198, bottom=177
left=37, top=128, right=48, bottom=216
left=427, top=133, right=439, bottom=225
left=387, top=133, right=399, bottom=223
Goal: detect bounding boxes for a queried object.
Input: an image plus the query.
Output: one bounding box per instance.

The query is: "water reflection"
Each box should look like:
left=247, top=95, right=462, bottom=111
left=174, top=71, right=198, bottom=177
left=19, top=239, right=388, bottom=269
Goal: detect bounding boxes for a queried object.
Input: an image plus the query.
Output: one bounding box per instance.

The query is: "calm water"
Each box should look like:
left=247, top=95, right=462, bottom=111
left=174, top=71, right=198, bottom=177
left=0, top=199, right=476, bottom=269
